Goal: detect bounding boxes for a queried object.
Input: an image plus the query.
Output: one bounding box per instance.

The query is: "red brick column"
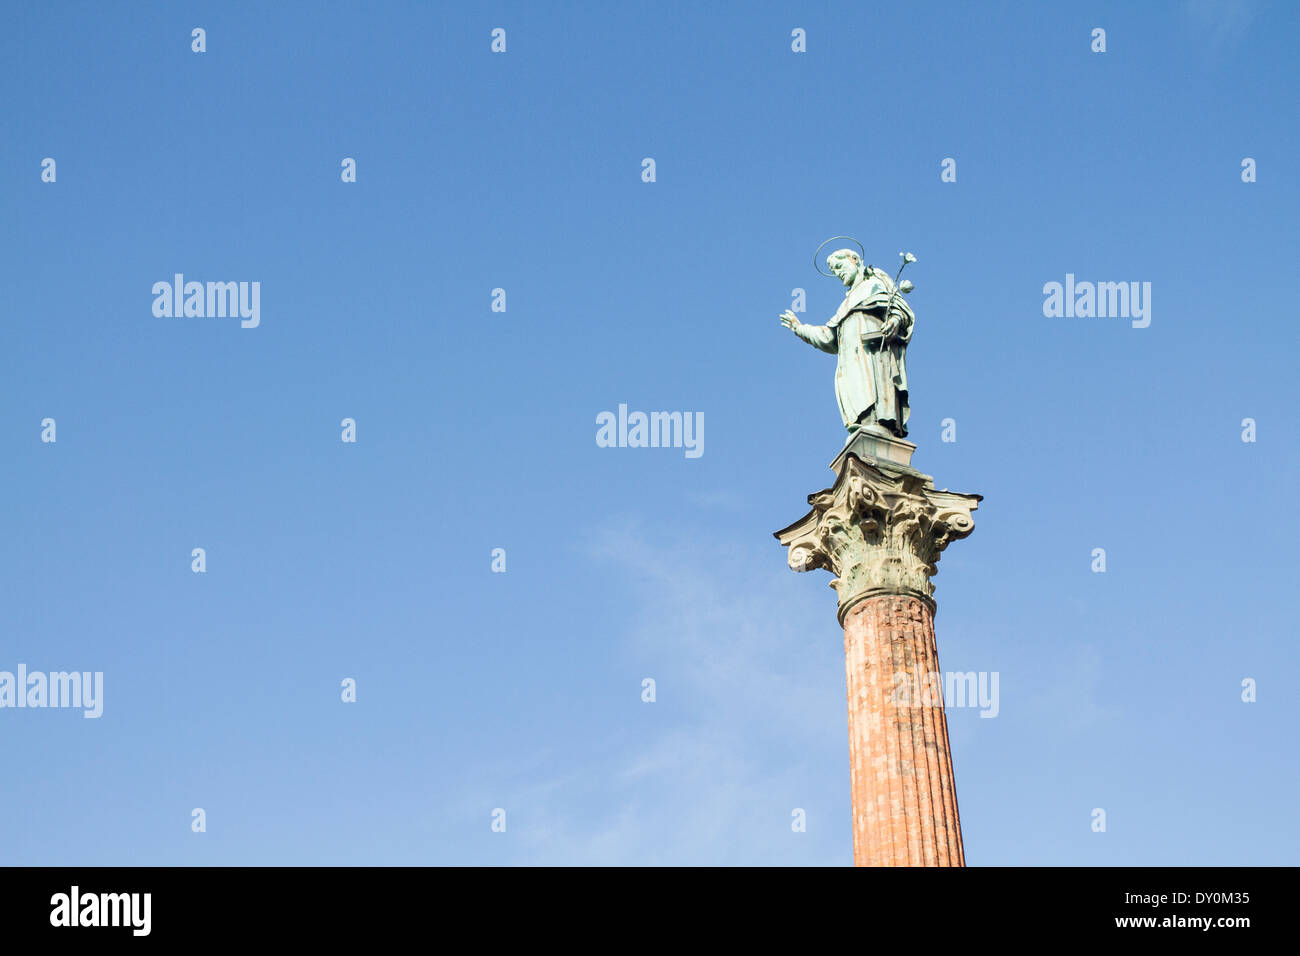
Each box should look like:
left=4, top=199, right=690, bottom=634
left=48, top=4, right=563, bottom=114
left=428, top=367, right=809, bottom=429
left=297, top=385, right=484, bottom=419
left=843, top=594, right=964, bottom=867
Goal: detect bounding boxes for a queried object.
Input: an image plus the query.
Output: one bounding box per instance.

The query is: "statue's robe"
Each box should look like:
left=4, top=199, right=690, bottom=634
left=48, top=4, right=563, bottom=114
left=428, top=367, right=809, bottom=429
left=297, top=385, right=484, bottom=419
left=794, top=269, right=913, bottom=437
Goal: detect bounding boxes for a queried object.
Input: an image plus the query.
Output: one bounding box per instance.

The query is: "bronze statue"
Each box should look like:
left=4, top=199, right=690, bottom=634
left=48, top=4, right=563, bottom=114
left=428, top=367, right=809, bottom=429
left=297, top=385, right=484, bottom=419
left=781, top=245, right=917, bottom=439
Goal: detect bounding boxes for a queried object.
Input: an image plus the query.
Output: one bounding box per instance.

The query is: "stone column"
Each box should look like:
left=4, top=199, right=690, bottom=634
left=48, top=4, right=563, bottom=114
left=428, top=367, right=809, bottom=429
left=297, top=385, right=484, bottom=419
left=775, top=430, right=980, bottom=867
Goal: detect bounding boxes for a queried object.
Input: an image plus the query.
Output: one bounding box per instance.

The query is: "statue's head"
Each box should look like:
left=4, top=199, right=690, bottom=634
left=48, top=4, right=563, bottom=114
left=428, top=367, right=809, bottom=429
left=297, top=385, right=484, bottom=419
left=826, top=249, right=865, bottom=288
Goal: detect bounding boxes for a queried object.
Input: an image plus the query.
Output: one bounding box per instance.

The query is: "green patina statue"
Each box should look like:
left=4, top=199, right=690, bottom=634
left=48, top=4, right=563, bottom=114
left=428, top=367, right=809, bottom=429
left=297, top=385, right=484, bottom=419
left=780, top=248, right=916, bottom=439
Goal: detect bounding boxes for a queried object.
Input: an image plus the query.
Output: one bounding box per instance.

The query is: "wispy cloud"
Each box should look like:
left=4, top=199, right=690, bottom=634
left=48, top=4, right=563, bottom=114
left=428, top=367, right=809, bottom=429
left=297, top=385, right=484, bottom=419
left=1182, top=0, right=1261, bottom=51
left=483, top=517, right=852, bottom=865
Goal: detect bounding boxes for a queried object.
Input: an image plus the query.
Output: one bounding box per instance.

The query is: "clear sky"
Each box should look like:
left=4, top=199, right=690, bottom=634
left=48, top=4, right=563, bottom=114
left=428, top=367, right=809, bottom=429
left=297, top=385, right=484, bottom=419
left=2, top=1, right=1297, bottom=866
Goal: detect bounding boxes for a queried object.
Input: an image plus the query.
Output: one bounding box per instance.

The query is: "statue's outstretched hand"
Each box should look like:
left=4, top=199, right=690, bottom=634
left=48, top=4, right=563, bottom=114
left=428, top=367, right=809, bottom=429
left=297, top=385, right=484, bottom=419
left=780, top=310, right=801, bottom=331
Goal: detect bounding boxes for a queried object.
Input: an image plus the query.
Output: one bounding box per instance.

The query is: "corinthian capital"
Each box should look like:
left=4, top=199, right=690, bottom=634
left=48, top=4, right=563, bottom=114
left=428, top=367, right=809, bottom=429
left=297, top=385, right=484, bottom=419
left=774, top=455, right=980, bottom=622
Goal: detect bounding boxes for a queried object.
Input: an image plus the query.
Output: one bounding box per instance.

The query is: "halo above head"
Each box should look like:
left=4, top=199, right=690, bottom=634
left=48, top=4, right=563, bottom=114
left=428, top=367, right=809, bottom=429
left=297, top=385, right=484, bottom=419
left=814, top=236, right=866, bottom=277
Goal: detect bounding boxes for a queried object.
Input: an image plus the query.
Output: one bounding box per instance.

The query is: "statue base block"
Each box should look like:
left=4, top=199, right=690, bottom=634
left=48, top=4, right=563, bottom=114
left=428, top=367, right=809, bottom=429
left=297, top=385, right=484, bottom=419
left=834, top=427, right=924, bottom=479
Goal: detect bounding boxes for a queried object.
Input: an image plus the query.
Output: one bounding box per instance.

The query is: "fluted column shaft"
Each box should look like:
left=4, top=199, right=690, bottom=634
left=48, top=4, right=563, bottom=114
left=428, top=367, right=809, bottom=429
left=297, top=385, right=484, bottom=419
left=843, top=594, right=964, bottom=866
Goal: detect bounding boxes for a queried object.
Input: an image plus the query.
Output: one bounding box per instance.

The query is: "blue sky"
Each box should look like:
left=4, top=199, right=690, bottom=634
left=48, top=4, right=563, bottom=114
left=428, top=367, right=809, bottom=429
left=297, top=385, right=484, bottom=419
left=2, top=0, right=1297, bottom=865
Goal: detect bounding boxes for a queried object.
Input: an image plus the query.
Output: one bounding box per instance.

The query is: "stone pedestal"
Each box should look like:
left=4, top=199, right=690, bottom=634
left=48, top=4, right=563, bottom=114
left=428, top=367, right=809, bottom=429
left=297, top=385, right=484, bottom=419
left=774, top=431, right=980, bottom=866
